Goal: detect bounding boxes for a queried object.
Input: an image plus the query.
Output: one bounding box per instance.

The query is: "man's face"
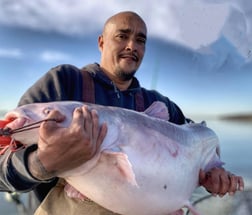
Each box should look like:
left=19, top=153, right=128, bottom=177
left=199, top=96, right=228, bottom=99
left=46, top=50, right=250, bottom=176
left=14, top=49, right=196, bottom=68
left=99, top=14, right=147, bottom=81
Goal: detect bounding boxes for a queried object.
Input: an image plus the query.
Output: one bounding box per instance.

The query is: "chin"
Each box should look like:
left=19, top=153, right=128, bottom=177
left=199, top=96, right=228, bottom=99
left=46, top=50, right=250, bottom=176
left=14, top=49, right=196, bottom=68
left=121, top=71, right=136, bottom=81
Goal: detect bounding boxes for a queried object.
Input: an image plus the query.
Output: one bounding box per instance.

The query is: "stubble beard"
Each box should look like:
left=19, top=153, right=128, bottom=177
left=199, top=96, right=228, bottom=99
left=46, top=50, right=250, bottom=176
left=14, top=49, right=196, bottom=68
left=116, top=68, right=136, bottom=81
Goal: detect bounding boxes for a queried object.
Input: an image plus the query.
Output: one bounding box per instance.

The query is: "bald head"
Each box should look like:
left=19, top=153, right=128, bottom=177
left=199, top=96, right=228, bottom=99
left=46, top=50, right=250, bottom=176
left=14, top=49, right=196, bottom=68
left=102, top=11, right=147, bottom=36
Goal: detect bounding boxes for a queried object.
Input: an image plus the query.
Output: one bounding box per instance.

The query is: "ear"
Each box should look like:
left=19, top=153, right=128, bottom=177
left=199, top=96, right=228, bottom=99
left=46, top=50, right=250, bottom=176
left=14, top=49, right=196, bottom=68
left=98, top=35, right=104, bottom=52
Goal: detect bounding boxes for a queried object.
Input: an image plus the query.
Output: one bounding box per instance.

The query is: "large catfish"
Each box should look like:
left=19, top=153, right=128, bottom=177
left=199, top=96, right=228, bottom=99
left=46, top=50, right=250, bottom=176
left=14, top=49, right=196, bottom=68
left=0, top=101, right=223, bottom=215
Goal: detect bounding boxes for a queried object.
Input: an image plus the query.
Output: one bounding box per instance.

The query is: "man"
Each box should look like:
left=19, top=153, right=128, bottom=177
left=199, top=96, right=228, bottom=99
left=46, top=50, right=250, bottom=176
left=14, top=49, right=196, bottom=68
left=0, top=11, right=244, bottom=214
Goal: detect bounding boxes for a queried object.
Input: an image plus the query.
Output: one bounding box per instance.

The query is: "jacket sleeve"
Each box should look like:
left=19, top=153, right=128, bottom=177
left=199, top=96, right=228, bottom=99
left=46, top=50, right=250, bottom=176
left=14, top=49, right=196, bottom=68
left=0, top=145, right=54, bottom=192
left=142, top=88, right=191, bottom=125
left=18, top=64, right=83, bottom=106
left=166, top=100, right=193, bottom=124
left=0, top=64, right=83, bottom=192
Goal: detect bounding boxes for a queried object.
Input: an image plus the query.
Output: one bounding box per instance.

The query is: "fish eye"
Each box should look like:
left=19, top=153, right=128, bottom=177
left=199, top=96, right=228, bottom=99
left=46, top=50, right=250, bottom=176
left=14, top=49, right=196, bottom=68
left=43, top=107, right=52, bottom=115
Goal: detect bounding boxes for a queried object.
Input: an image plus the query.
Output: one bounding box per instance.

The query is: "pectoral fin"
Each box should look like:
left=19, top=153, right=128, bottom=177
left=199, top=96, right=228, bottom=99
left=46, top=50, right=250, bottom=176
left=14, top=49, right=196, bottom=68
left=101, top=150, right=138, bottom=187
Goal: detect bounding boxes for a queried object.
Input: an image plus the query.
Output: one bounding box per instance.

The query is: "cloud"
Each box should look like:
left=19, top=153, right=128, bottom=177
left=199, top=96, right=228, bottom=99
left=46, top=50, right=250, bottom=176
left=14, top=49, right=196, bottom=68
left=0, top=1, right=228, bottom=45
left=0, top=48, right=23, bottom=58
left=39, top=50, right=71, bottom=62
left=0, top=0, right=251, bottom=58
left=221, top=0, right=252, bottom=60
left=0, top=0, right=110, bottom=35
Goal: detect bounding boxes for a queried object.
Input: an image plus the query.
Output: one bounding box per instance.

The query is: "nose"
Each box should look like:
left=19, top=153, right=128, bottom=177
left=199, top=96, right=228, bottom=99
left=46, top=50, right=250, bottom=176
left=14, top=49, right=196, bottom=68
left=125, top=39, right=136, bottom=51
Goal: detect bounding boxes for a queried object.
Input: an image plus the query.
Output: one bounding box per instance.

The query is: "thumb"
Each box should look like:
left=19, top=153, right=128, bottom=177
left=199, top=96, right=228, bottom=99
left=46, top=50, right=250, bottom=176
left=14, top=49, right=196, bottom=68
left=46, top=110, right=65, bottom=123
left=40, top=110, right=65, bottom=135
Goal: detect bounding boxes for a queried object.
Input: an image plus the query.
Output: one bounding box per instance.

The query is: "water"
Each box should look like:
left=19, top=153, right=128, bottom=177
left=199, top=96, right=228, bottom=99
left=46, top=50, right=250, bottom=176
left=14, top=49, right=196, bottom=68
left=207, top=119, right=252, bottom=180
left=0, top=119, right=251, bottom=215
left=190, top=119, right=252, bottom=215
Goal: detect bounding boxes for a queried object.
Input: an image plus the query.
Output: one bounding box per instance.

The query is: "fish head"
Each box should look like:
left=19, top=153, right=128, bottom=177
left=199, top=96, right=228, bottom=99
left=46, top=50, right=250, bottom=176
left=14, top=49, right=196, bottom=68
left=3, top=101, right=83, bottom=145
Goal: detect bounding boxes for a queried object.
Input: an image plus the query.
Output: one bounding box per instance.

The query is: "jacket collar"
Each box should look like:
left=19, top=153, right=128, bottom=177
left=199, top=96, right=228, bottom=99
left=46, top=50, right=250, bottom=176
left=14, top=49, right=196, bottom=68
left=83, top=63, right=141, bottom=91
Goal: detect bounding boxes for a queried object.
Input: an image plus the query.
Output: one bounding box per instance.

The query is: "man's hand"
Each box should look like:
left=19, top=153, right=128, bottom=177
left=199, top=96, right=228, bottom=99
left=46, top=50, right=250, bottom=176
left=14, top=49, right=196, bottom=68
left=28, top=105, right=107, bottom=180
left=199, top=167, right=244, bottom=197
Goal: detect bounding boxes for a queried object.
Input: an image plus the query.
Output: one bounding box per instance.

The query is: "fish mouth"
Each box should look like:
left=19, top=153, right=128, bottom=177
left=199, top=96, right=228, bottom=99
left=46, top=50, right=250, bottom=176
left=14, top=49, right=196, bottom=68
left=4, top=114, right=29, bottom=131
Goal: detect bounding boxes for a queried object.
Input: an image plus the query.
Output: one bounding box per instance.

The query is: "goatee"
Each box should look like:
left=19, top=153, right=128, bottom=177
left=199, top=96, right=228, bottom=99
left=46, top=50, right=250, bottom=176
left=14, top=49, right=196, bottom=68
left=117, top=70, right=136, bottom=81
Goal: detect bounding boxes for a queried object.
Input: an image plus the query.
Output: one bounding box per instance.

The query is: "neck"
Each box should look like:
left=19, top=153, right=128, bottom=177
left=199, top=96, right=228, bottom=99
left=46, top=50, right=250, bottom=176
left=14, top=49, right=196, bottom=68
left=113, top=79, right=132, bottom=91
left=100, top=67, right=133, bottom=91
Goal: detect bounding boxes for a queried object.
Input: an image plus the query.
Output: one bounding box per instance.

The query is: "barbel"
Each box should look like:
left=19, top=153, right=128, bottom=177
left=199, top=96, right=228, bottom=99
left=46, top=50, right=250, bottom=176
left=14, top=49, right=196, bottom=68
left=0, top=118, right=56, bottom=136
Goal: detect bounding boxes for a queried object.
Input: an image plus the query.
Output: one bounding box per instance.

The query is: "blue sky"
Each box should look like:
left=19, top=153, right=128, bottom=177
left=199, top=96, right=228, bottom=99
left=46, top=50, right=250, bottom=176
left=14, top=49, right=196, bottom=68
left=0, top=0, right=251, bottom=119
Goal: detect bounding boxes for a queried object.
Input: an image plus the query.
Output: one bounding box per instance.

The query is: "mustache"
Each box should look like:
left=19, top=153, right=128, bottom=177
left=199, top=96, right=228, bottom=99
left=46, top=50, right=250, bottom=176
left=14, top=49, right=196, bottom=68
left=119, top=51, right=138, bottom=61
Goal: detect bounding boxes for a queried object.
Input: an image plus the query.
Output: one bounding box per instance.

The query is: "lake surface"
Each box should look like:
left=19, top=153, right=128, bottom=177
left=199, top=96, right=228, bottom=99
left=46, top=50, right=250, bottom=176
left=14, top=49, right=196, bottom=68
left=0, top=119, right=251, bottom=214
left=207, top=119, right=252, bottom=180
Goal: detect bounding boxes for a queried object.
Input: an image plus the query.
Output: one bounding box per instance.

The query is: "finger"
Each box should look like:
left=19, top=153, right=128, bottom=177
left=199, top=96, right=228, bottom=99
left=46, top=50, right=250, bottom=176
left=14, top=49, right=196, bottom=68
left=209, top=171, right=221, bottom=195
left=82, top=106, right=92, bottom=134
left=96, top=123, right=107, bottom=149
left=232, top=175, right=244, bottom=191
left=198, top=169, right=207, bottom=185
left=90, top=123, right=107, bottom=156
left=228, top=174, right=238, bottom=195
left=71, top=107, right=84, bottom=129
left=229, top=174, right=245, bottom=195
left=237, top=176, right=245, bottom=191
left=219, top=173, right=230, bottom=196
left=91, top=109, right=99, bottom=141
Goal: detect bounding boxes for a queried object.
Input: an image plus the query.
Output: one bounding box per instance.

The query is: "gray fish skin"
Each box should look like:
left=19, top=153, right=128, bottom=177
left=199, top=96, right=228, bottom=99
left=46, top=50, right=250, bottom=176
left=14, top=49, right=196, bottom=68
left=4, top=101, right=223, bottom=215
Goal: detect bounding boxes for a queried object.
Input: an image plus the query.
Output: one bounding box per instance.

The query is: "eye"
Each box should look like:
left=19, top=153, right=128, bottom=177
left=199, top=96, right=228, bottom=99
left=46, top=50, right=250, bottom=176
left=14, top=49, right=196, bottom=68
left=43, top=107, right=52, bottom=115
left=116, top=33, right=127, bottom=40
left=137, top=37, right=146, bottom=45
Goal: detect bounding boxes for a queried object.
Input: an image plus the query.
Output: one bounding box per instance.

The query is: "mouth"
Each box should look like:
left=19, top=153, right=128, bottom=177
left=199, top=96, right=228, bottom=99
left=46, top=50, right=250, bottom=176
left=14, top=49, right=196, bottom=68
left=0, top=117, right=27, bottom=146
left=4, top=111, right=29, bottom=131
left=4, top=117, right=27, bottom=131
left=119, top=53, right=138, bottom=62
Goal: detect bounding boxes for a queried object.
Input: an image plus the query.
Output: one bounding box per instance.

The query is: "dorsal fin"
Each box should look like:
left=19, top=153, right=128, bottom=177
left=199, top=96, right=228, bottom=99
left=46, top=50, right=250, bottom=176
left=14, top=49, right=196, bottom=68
left=144, top=101, right=169, bottom=121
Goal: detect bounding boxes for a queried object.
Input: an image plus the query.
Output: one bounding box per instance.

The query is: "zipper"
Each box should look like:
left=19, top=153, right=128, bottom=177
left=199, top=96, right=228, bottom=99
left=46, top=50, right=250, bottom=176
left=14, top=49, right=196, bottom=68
left=112, top=81, right=120, bottom=99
